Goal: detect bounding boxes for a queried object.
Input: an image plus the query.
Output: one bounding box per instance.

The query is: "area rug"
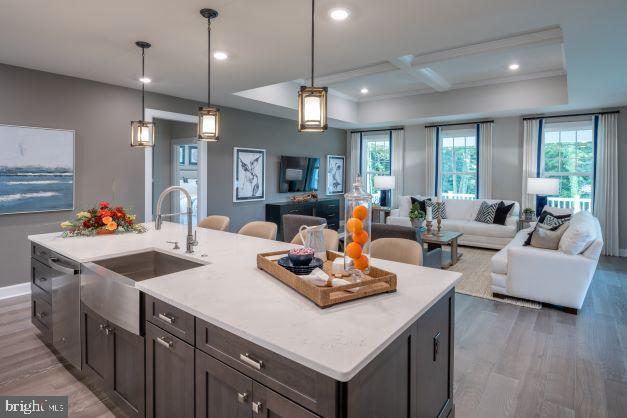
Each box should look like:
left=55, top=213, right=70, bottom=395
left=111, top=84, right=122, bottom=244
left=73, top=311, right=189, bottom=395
left=445, top=246, right=542, bottom=309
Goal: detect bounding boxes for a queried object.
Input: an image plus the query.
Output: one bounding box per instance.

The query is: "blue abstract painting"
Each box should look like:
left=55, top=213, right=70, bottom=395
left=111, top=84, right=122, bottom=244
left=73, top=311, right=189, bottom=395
left=0, top=125, right=74, bottom=215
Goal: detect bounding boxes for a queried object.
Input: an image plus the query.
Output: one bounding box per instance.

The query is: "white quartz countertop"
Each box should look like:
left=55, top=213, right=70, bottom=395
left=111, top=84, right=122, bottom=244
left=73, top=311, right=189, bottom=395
left=29, top=222, right=461, bottom=381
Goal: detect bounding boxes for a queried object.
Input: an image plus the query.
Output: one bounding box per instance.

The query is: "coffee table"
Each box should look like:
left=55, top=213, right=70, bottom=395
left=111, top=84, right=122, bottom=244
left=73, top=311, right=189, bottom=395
left=420, top=230, right=463, bottom=268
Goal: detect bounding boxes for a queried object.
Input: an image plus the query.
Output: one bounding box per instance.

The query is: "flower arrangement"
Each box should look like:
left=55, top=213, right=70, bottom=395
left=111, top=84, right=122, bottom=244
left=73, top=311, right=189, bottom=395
left=61, top=202, right=146, bottom=237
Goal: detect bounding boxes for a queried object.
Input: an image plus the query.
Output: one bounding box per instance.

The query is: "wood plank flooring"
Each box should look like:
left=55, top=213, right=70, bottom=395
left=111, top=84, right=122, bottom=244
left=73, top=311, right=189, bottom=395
left=0, top=256, right=625, bottom=417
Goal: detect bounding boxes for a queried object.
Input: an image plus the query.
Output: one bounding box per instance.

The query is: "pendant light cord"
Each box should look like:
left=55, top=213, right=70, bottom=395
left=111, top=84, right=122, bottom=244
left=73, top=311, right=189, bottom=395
left=141, top=47, right=146, bottom=120
left=311, top=0, right=315, bottom=87
left=207, top=18, right=211, bottom=107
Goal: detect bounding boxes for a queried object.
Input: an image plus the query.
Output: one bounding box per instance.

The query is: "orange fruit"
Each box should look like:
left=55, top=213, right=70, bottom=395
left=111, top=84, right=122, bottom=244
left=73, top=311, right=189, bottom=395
left=346, top=217, right=363, bottom=234
left=353, top=205, right=368, bottom=220
left=345, top=242, right=362, bottom=260
left=354, top=255, right=369, bottom=270
left=352, top=230, right=369, bottom=245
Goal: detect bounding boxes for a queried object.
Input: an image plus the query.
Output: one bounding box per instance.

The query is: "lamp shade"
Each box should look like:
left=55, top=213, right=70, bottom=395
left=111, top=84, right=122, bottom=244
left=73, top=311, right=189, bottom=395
left=374, top=175, right=396, bottom=190
left=527, top=177, right=559, bottom=195
left=298, top=86, right=328, bottom=132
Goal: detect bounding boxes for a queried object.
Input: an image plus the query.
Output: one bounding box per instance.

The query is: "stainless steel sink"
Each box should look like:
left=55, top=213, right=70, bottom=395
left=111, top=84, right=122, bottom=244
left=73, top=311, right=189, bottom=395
left=81, top=250, right=205, bottom=335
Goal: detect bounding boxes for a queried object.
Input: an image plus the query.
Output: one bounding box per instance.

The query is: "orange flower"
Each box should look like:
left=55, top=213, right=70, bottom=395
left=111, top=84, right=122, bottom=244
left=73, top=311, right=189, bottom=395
left=102, top=216, right=113, bottom=224
left=106, top=221, right=118, bottom=231
left=99, top=201, right=110, bottom=208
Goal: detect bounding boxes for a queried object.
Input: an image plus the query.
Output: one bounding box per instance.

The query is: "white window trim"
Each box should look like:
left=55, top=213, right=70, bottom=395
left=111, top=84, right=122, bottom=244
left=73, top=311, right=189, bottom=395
left=440, top=129, right=477, bottom=198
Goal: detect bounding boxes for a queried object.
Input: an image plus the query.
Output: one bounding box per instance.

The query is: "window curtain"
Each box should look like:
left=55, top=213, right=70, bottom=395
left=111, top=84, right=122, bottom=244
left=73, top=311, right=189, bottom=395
left=391, top=129, right=405, bottom=207
left=521, top=119, right=543, bottom=211
left=425, top=126, right=440, bottom=197
left=477, top=122, right=493, bottom=199
left=593, top=113, right=619, bottom=256
left=346, top=131, right=361, bottom=188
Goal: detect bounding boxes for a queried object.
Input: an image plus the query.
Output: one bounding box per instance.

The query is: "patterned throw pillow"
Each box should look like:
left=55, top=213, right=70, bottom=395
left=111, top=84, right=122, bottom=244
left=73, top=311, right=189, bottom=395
left=426, top=200, right=447, bottom=219
left=474, top=201, right=499, bottom=224
left=542, top=214, right=569, bottom=228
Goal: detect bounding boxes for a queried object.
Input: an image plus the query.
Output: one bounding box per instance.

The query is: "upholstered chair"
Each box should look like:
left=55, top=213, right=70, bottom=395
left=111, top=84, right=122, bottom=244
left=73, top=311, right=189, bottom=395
left=238, top=221, right=278, bottom=240
left=198, top=215, right=230, bottom=232
left=370, top=238, right=423, bottom=266
left=291, top=228, right=340, bottom=251
left=370, top=223, right=442, bottom=268
left=281, top=214, right=326, bottom=242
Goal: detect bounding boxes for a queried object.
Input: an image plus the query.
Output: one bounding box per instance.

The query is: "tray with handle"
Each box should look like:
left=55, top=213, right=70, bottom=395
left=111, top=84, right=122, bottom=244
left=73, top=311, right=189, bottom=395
left=256, top=250, right=397, bottom=308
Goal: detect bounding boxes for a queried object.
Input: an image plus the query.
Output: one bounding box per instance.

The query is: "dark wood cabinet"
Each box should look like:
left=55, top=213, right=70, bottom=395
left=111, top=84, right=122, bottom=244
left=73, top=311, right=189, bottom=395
left=265, top=198, right=341, bottom=241
left=251, top=381, right=318, bottom=418
left=146, top=322, right=195, bottom=418
left=196, top=349, right=253, bottom=418
left=81, top=304, right=145, bottom=418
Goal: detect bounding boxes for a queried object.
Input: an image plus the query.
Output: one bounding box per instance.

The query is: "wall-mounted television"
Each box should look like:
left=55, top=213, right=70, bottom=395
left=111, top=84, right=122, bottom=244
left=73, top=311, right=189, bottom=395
left=279, top=156, right=320, bottom=193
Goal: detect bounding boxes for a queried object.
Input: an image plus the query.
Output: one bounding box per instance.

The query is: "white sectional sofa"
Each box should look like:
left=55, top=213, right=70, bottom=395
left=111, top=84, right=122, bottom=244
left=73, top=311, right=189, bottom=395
left=387, top=196, right=520, bottom=250
left=490, top=210, right=603, bottom=312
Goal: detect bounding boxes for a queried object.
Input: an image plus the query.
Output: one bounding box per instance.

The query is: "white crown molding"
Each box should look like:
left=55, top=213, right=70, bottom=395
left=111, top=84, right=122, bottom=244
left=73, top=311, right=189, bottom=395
left=410, top=27, right=563, bottom=68
left=313, top=62, right=397, bottom=85
left=0, top=282, right=30, bottom=300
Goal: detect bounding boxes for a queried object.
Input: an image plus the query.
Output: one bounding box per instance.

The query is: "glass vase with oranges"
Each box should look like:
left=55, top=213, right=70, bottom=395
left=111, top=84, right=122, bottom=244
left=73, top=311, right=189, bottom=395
left=344, top=177, right=372, bottom=276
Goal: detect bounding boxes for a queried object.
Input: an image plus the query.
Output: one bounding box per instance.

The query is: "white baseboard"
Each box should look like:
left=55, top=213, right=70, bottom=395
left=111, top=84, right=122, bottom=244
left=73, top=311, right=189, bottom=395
left=0, top=282, right=31, bottom=300
left=620, top=249, right=627, bottom=258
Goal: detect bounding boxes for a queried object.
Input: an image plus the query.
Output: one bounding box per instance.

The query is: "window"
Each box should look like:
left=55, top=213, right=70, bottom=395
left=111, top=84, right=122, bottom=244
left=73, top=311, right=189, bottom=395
left=360, top=132, right=391, bottom=204
left=543, top=120, right=594, bottom=212
left=440, top=128, right=477, bottom=199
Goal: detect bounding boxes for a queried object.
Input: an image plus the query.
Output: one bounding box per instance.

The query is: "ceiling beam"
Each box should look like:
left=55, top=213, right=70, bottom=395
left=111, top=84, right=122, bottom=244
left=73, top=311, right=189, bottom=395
left=309, top=62, right=396, bottom=85
left=389, top=56, right=451, bottom=91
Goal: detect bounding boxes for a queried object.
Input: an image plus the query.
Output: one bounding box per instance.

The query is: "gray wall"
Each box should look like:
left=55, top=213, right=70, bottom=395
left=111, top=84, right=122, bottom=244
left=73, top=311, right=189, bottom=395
left=0, top=64, right=345, bottom=287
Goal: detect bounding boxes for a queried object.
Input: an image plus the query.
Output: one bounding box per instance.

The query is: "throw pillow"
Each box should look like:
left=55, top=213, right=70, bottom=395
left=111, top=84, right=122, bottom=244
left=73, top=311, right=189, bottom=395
left=542, top=213, right=569, bottom=228
left=410, top=197, right=431, bottom=214
left=529, top=222, right=570, bottom=250
left=426, top=200, right=447, bottom=219
left=523, top=222, right=563, bottom=246
left=474, top=201, right=499, bottom=224
left=538, top=210, right=571, bottom=224
left=492, top=201, right=515, bottom=225
left=558, top=211, right=596, bottom=255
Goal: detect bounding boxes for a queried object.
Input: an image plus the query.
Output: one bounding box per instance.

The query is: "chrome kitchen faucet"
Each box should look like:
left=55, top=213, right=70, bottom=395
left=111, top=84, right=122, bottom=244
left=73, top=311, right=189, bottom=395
left=155, top=186, right=198, bottom=253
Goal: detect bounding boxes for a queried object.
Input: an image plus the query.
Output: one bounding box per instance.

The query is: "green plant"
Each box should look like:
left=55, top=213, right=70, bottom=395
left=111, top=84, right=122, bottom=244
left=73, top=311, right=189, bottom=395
left=523, top=207, right=535, bottom=215
left=409, top=203, right=425, bottom=221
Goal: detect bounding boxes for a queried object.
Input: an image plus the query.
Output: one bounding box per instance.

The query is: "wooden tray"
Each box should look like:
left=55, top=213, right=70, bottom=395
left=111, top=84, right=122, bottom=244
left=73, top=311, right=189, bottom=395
left=257, top=250, right=397, bottom=308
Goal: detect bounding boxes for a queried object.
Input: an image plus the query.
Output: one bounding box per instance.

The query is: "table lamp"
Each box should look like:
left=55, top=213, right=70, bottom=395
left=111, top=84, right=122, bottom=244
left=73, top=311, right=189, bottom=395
left=374, top=175, right=395, bottom=208
left=527, top=177, right=559, bottom=216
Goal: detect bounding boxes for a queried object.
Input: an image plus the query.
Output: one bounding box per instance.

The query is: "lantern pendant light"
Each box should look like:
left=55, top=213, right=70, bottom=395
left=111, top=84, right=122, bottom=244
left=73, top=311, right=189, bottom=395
left=298, top=0, right=328, bottom=132
left=198, top=8, right=220, bottom=141
left=131, top=41, right=155, bottom=148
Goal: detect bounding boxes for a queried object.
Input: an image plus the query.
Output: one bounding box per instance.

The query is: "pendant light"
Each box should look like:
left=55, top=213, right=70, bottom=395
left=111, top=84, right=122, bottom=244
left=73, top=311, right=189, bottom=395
left=198, top=8, right=220, bottom=141
left=298, top=0, right=328, bottom=132
left=131, top=41, right=155, bottom=148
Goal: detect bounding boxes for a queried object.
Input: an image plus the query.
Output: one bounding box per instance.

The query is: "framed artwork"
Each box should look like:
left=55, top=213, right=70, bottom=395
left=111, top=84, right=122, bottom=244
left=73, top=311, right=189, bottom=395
left=178, top=145, right=186, bottom=165
left=326, top=155, right=345, bottom=195
left=188, top=145, right=198, bottom=165
left=0, top=124, right=75, bottom=215
left=233, top=147, right=265, bottom=202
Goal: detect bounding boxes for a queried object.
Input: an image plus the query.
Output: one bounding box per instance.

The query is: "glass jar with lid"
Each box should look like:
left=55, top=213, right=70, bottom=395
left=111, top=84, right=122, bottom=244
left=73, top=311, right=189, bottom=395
left=344, top=177, right=372, bottom=276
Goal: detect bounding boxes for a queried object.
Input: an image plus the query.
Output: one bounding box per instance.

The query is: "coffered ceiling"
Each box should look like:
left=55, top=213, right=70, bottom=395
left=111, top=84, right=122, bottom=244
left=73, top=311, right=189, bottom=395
left=1, top=0, right=626, bottom=127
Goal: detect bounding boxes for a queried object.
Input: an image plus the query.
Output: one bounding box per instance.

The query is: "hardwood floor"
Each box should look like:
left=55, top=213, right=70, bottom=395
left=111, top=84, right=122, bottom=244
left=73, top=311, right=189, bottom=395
left=0, top=256, right=625, bottom=417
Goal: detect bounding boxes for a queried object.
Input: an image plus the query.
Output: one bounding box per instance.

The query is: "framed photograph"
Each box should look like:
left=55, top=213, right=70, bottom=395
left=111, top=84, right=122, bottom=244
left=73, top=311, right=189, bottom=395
left=188, top=145, right=198, bottom=165
left=0, top=124, right=75, bottom=215
left=233, top=147, right=266, bottom=202
left=178, top=145, right=186, bottom=165
left=326, top=155, right=345, bottom=195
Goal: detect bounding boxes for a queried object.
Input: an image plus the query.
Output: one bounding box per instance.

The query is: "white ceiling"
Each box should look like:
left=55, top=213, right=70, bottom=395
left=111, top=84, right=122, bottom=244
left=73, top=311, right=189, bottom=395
left=1, top=0, right=626, bottom=127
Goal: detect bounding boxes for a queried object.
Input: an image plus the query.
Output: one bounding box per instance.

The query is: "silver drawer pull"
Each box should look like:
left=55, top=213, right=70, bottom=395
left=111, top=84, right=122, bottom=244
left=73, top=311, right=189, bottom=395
left=158, top=313, right=175, bottom=324
left=240, top=353, right=263, bottom=370
left=37, top=311, right=47, bottom=319
left=237, top=392, right=248, bottom=404
left=157, top=336, right=173, bottom=349
left=48, top=258, right=79, bottom=275
left=38, top=277, right=47, bottom=282
left=252, top=401, right=263, bottom=414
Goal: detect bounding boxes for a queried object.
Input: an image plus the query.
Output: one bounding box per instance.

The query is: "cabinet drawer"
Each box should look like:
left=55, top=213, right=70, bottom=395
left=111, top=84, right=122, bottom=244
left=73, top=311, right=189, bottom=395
left=196, top=319, right=336, bottom=417
left=32, top=258, right=53, bottom=295
left=32, top=293, right=52, bottom=343
left=31, top=243, right=53, bottom=265
left=145, top=295, right=195, bottom=345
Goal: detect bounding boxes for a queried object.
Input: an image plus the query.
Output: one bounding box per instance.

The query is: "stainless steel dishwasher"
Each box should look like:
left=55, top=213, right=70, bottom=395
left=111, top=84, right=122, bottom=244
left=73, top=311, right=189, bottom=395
left=46, top=252, right=81, bottom=370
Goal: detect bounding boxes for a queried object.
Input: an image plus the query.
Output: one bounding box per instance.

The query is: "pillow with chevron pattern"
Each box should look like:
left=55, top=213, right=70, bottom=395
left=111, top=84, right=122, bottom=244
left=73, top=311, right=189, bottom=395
left=474, top=201, right=499, bottom=224
left=426, top=200, right=447, bottom=219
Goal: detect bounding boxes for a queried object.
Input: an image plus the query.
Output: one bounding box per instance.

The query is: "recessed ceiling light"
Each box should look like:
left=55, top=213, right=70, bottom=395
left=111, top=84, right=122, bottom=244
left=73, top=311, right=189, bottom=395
left=139, top=77, right=151, bottom=83
left=509, top=63, right=520, bottom=71
left=360, top=87, right=369, bottom=94
left=329, top=8, right=350, bottom=21
left=213, top=51, right=228, bottom=60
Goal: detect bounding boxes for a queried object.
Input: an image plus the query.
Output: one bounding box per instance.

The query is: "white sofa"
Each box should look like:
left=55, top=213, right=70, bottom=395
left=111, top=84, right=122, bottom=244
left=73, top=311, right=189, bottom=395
left=490, top=210, right=603, bottom=312
left=387, top=196, right=520, bottom=249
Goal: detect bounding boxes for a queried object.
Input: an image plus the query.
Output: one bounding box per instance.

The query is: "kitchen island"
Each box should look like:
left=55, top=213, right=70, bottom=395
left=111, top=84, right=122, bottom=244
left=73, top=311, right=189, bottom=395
left=29, top=222, right=461, bottom=418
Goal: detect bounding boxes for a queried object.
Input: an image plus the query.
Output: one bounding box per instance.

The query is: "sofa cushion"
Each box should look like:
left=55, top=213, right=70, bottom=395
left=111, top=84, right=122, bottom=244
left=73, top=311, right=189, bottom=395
left=398, top=195, right=423, bottom=218
left=443, top=198, right=474, bottom=220
left=559, top=211, right=597, bottom=255
left=493, top=202, right=515, bottom=225
left=529, top=222, right=569, bottom=250
left=427, top=200, right=448, bottom=219
left=491, top=229, right=529, bottom=274
left=462, top=220, right=517, bottom=238
left=541, top=205, right=573, bottom=217
left=538, top=209, right=571, bottom=225
left=474, top=201, right=499, bottom=224
left=410, top=197, right=430, bottom=214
